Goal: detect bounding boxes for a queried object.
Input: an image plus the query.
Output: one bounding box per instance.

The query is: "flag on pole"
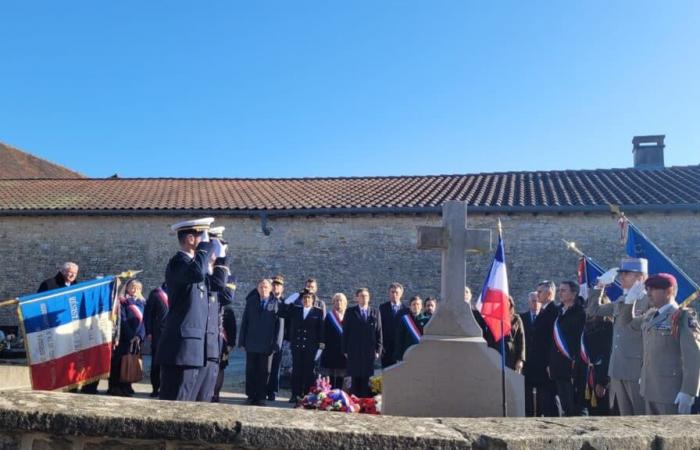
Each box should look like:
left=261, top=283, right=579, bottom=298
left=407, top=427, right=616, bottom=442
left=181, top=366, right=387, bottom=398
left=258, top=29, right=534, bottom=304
left=622, top=218, right=700, bottom=304
left=479, top=225, right=511, bottom=342
left=17, top=277, right=119, bottom=391
left=577, top=256, right=624, bottom=302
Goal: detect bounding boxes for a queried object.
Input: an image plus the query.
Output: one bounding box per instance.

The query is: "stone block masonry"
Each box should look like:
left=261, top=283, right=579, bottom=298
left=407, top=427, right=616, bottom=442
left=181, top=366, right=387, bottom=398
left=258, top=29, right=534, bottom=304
left=1, top=211, right=699, bottom=327
left=2, top=389, right=700, bottom=449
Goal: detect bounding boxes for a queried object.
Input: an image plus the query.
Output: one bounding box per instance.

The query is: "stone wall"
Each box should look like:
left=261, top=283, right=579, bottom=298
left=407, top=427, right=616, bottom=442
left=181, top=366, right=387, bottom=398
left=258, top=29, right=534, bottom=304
left=2, top=389, right=700, bottom=449
left=1, top=211, right=699, bottom=326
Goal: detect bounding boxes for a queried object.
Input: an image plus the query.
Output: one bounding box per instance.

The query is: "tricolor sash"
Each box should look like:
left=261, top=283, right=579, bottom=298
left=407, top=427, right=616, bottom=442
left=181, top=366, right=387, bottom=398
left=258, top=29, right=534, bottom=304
left=328, top=310, right=343, bottom=336
left=552, top=316, right=572, bottom=361
left=580, top=332, right=603, bottom=407
left=124, top=298, right=144, bottom=324
left=402, top=314, right=422, bottom=344
left=155, top=287, right=169, bottom=308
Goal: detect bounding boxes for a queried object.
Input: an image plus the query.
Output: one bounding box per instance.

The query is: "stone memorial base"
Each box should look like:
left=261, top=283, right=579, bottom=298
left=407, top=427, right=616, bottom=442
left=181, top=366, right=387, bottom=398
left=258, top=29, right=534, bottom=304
left=382, top=336, right=525, bottom=417
left=0, top=359, right=30, bottom=390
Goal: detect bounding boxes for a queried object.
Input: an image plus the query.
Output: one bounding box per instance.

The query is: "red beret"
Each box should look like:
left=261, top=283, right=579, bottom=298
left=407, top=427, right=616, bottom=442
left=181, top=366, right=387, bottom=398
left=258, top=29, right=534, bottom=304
left=645, top=273, right=677, bottom=290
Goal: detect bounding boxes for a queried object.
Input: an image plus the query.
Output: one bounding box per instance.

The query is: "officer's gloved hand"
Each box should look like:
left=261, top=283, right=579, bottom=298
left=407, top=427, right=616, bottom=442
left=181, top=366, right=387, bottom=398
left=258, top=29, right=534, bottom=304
left=625, top=280, right=646, bottom=304
left=200, top=230, right=210, bottom=243
left=596, top=268, right=619, bottom=288
left=315, top=349, right=323, bottom=361
left=210, top=238, right=223, bottom=257
left=674, top=391, right=694, bottom=414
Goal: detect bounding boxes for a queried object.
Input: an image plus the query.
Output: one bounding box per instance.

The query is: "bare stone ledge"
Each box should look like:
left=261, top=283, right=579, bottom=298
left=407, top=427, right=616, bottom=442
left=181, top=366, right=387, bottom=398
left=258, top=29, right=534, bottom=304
left=2, top=389, right=700, bottom=449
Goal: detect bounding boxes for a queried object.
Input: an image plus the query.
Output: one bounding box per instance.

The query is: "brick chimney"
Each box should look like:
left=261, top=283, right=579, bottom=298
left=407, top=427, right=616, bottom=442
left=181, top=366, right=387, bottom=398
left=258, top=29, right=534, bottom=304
left=632, top=135, right=665, bottom=170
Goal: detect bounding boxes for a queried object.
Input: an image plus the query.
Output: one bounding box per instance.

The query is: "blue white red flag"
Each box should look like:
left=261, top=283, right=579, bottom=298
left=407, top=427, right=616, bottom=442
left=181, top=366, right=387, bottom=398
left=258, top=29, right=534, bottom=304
left=17, top=277, right=118, bottom=391
left=622, top=219, right=700, bottom=304
left=478, top=232, right=511, bottom=342
left=577, top=256, right=623, bottom=302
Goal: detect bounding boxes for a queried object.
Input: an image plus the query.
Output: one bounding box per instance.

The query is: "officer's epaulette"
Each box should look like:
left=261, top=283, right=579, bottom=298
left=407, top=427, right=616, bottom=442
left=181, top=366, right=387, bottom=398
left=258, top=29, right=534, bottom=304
left=671, top=308, right=699, bottom=339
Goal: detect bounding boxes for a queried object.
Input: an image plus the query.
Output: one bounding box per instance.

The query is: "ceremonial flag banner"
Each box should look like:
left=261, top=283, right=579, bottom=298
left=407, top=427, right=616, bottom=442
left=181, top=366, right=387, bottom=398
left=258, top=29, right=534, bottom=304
left=18, top=277, right=118, bottom=391
left=479, top=233, right=512, bottom=342
left=623, top=220, right=700, bottom=303
left=577, top=256, right=624, bottom=302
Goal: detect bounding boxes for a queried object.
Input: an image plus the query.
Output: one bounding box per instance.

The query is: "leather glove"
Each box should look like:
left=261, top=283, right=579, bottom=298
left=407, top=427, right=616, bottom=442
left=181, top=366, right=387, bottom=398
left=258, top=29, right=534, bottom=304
left=596, top=268, right=619, bottom=287
left=315, top=349, right=323, bottom=361
left=674, top=391, right=695, bottom=414
left=625, top=280, right=646, bottom=304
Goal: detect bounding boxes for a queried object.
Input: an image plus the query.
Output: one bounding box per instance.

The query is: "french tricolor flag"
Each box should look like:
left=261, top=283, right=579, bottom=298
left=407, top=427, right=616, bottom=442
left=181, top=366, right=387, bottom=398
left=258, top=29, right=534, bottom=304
left=478, top=230, right=512, bottom=342
left=18, top=277, right=117, bottom=391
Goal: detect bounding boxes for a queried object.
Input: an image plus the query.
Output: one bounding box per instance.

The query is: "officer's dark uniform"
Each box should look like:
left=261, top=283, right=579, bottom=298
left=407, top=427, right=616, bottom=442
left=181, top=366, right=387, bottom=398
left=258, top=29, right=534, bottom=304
left=191, top=256, right=230, bottom=402
left=157, top=240, right=215, bottom=401
left=281, top=303, right=324, bottom=400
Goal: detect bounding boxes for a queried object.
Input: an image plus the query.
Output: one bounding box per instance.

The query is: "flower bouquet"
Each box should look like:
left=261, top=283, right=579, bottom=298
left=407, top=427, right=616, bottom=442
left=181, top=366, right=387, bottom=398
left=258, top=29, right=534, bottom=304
left=298, top=376, right=381, bottom=414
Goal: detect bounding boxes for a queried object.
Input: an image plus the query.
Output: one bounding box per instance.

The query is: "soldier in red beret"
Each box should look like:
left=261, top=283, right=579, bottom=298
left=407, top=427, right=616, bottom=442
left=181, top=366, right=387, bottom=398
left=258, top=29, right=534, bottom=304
left=619, top=273, right=700, bottom=415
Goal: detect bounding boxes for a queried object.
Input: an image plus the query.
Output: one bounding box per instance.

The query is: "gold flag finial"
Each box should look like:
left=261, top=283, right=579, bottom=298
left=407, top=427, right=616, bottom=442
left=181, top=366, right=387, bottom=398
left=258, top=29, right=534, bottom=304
left=562, top=239, right=585, bottom=257
left=116, top=270, right=143, bottom=279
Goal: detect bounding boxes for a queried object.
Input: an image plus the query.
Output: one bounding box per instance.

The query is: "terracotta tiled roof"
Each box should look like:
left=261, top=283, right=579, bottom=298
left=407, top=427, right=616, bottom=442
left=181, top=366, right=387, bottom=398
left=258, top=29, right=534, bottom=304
left=0, top=166, right=699, bottom=214
left=0, top=142, right=85, bottom=179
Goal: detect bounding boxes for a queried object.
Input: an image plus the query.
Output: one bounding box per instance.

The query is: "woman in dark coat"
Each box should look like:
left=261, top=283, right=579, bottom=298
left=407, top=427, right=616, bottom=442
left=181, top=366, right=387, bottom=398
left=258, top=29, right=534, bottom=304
left=342, top=288, right=382, bottom=398
left=394, top=296, right=431, bottom=362
left=321, top=293, right=348, bottom=390
left=280, top=290, right=325, bottom=402
left=108, top=279, right=146, bottom=396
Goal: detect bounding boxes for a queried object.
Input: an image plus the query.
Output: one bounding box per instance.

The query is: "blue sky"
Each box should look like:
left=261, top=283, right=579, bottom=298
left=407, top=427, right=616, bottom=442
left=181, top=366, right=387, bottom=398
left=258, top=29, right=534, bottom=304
left=1, top=1, right=699, bottom=178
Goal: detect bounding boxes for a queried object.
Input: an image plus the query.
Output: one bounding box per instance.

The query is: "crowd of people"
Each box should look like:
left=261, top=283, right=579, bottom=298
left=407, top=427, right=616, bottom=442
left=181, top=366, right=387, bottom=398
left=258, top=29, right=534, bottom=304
left=34, top=219, right=700, bottom=417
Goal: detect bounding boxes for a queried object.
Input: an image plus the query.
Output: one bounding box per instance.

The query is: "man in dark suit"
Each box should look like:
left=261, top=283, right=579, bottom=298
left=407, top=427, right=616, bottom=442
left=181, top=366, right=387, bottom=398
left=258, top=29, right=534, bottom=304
left=342, top=288, right=382, bottom=398
left=145, top=283, right=169, bottom=397
left=156, top=217, right=217, bottom=402
left=37, top=262, right=79, bottom=292
left=266, top=275, right=286, bottom=401
left=281, top=290, right=325, bottom=402
left=519, top=291, right=541, bottom=416
left=530, top=280, right=561, bottom=416
left=239, top=279, right=284, bottom=406
left=549, top=281, right=586, bottom=416
left=379, top=282, right=409, bottom=368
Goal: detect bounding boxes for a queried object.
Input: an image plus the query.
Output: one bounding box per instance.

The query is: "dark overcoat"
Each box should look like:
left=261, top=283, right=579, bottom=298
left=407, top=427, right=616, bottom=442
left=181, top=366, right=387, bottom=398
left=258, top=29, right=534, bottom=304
left=342, top=305, right=382, bottom=378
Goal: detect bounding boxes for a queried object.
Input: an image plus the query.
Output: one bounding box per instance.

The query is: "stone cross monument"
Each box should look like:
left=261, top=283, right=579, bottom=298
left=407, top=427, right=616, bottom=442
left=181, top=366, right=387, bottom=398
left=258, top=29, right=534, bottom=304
left=382, top=200, right=524, bottom=417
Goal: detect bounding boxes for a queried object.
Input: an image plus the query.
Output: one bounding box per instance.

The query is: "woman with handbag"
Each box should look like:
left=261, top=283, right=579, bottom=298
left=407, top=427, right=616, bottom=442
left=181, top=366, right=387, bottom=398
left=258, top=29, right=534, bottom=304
left=108, top=279, right=146, bottom=396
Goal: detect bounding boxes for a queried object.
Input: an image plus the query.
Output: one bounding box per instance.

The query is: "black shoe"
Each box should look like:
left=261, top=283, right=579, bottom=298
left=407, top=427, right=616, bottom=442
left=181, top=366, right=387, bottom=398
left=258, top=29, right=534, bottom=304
left=107, top=387, right=125, bottom=397
left=253, top=399, right=267, bottom=407
left=149, top=391, right=159, bottom=398
left=288, top=396, right=298, bottom=404
left=246, top=398, right=255, bottom=405
left=267, top=393, right=276, bottom=401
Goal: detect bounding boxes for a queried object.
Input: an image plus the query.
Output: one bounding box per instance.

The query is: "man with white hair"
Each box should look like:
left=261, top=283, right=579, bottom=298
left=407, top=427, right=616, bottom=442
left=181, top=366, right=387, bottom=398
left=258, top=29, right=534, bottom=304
left=37, top=262, right=79, bottom=292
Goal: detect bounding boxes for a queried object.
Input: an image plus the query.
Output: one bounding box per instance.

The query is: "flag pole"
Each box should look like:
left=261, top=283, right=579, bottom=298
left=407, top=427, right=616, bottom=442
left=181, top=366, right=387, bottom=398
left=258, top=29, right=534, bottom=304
left=0, top=298, right=19, bottom=308
left=498, top=219, right=507, bottom=417
left=613, top=207, right=700, bottom=307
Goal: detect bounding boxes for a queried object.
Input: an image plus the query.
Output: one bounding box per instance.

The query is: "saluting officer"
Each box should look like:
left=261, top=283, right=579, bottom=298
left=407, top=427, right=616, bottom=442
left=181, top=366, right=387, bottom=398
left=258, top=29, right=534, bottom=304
left=619, top=273, right=700, bottom=415
left=157, top=217, right=221, bottom=401
left=587, top=257, right=649, bottom=415
left=281, top=290, right=325, bottom=403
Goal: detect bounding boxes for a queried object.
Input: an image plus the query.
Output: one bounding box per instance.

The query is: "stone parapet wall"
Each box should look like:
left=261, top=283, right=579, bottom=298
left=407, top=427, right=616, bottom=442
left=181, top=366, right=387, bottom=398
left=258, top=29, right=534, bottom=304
left=1, top=212, right=698, bottom=326
left=1, top=389, right=700, bottom=449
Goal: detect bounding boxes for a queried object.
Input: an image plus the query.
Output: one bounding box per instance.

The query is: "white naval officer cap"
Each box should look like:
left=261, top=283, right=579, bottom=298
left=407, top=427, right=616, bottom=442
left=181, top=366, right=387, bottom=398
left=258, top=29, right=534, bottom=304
left=209, top=226, right=225, bottom=238
left=170, top=217, right=215, bottom=233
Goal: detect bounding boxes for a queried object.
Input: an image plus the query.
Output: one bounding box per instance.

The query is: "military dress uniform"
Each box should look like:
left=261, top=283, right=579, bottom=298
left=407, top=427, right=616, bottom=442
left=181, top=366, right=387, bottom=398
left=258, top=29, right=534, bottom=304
left=586, top=257, right=650, bottom=415
left=157, top=218, right=217, bottom=402
left=619, top=277, right=700, bottom=415
left=281, top=303, right=325, bottom=400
